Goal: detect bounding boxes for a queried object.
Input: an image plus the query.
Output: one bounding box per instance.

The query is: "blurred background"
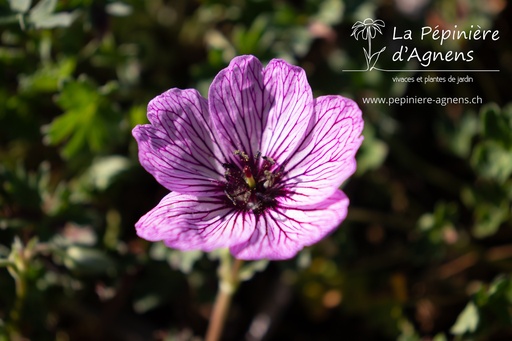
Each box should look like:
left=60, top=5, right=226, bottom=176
left=1, top=0, right=511, bottom=340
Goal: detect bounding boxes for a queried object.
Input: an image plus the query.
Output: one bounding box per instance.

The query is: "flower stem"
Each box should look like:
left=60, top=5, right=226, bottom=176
left=9, top=273, right=27, bottom=338
left=205, top=252, right=243, bottom=341
left=205, top=284, right=233, bottom=341
left=6, top=259, right=27, bottom=340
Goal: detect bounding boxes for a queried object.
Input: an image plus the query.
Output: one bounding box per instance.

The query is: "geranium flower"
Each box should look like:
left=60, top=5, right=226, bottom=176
left=351, top=18, right=385, bottom=40
left=132, top=55, right=363, bottom=260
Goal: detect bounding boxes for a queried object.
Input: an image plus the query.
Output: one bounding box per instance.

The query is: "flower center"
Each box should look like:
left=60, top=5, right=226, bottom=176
left=223, top=150, right=285, bottom=214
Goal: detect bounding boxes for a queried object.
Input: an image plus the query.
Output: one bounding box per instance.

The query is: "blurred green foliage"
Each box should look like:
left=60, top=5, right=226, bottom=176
left=1, top=0, right=511, bottom=340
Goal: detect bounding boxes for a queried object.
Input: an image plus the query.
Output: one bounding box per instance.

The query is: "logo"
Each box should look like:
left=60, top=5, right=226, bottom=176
left=350, top=18, right=386, bottom=71
left=344, top=18, right=500, bottom=73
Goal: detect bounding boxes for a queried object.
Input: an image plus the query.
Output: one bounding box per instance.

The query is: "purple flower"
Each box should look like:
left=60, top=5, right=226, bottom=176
left=132, top=55, right=363, bottom=260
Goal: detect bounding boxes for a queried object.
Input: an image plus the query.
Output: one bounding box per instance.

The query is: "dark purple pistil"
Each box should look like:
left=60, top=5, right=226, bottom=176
left=223, top=151, right=285, bottom=214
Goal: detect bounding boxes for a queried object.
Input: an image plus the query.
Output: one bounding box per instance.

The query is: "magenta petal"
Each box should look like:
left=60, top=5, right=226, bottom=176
left=230, top=190, right=349, bottom=260
left=133, top=89, right=226, bottom=196
left=259, top=59, right=313, bottom=164
left=283, top=95, right=364, bottom=205
left=209, top=55, right=266, bottom=162
left=209, top=55, right=312, bottom=165
left=135, top=192, right=254, bottom=252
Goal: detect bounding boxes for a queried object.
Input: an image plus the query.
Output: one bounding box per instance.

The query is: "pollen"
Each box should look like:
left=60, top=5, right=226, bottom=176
left=243, top=166, right=257, bottom=189
left=222, top=150, right=285, bottom=214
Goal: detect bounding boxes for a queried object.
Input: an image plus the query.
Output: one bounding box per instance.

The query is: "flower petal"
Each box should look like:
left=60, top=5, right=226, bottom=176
left=282, top=95, right=364, bottom=205
left=133, top=88, right=226, bottom=196
left=136, top=192, right=254, bottom=252
left=209, top=55, right=266, bottom=163
left=259, top=59, right=313, bottom=165
left=209, top=55, right=313, bottom=166
left=230, top=190, right=349, bottom=260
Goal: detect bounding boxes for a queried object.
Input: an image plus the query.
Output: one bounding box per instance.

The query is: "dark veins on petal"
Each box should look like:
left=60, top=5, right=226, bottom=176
left=222, top=150, right=286, bottom=214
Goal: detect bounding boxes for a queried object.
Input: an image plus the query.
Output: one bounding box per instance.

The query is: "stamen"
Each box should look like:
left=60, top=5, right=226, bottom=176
left=243, top=166, right=257, bottom=189
left=263, top=170, right=275, bottom=188
left=234, top=150, right=249, bottom=162
left=223, top=150, right=284, bottom=214
left=262, top=156, right=275, bottom=165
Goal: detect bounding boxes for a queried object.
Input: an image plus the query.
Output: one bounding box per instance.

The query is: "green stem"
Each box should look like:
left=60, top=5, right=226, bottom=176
left=5, top=239, right=31, bottom=340
left=7, top=268, right=27, bottom=340
left=205, top=252, right=243, bottom=341
left=0, top=259, right=16, bottom=268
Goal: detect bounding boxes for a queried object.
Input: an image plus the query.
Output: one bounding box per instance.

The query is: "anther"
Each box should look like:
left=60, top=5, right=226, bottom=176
left=262, top=156, right=275, bottom=165
left=234, top=150, right=249, bottom=162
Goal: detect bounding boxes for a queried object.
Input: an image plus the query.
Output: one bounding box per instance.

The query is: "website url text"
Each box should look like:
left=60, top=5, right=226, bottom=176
left=362, top=96, right=483, bottom=106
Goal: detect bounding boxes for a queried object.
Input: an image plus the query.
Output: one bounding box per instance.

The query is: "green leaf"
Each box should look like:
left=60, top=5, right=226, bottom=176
left=440, top=111, right=479, bottom=158
left=63, top=246, right=114, bottom=275
left=44, top=77, right=122, bottom=159
left=450, top=301, right=479, bottom=335
left=28, top=0, right=77, bottom=28
left=18, top=57, right=76, bottom=93
left=30, top=12, right=77, bottom=29
left=106, top=2, right=133, bottom=17
left=238, top=260, right=269, bottom=281
left=469, top=103, right=512, bottom=183
left=0, top=162, right=46, bottom=213
left=481, top=103, right=512, bottom=146
left=29, top=0, right=57, bottom=17
left=149, top=242, right=204, bottom=274
left=471, top=141, right=512, bottom=183
left=397, top=318, right=421, bottom=341
left=169, top=250, right=203, bottom=274
left=0, top=259, right=16, bottom=268
left=468, top=276, right=512, bottom=329
left=432, top=333, right=447, bottom=341
left=0, top=14, right=20, bottom=25
left=9, top=0, right=32, bottom=13
left=356, top=125, right=388, bottom=174
left=313, top=0, right=344, bottom=25
left=82, top=156, right=131, bottom=191
left=133, top=294, right=162, bottom=314
left=472, top=201, right=509, bottom=238
left=128, top=105, right=148, bottom=127
left=233, top=15, right=272, bottom=55
left=417, top=201, right=458, bottom=243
